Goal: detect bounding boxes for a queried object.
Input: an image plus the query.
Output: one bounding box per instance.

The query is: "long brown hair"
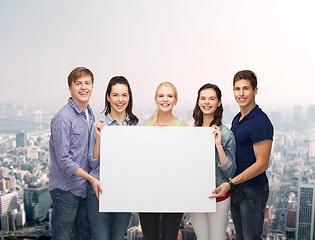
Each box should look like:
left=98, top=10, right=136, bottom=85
left=193, top=83, right=223, bottom=126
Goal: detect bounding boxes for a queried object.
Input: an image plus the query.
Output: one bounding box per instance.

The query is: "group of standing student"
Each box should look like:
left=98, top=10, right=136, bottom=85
left=48, top=67, right=273, bottom=240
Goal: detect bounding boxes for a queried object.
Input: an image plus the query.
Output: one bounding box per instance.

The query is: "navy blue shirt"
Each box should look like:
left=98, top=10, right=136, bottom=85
left=231, top=105, right=273, bottom=187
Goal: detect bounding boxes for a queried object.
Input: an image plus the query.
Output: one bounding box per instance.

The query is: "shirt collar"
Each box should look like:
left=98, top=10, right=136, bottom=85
left=68, top=97, right=92, bottom=114
left=236, top=105, right=261, bottom=122
left=104, top=113, right=130, bottom=125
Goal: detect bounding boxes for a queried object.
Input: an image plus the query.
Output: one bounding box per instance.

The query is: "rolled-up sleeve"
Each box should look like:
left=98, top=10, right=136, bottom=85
left=51, top=116, right=80, bottom=177
left=88, top=122, right=100, bottom=169
left=218, top=132, right=237, bottom=179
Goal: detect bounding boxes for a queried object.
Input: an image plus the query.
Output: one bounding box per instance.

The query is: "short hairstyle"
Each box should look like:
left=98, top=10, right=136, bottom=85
left=233, top=70, right=257, bottom=89
left=67, top=67, right=94, bottom=87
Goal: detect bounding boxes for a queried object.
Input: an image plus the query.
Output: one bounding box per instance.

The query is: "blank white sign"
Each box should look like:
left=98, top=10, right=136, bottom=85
left=99, top=126, right=216, bottom=212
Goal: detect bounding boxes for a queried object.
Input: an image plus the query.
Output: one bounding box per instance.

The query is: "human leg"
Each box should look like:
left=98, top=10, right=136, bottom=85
left=86, top=183, right=111, bottom=240
left=139, top=213, right=160, bottom=240
left=236, top=185, right=269, bottom=240
left=190, top=213, right=210, bottom=240
left=208, top=197, right=230, bottom=240
left=50, top=189, right=80, bottom=240
left=230, top=188, right=244, bottom=240
left=111, top=212, right=131, bottom=240
left=161, top=213, right=183, bottom=240
left=74, top=197, right=91, bottom=240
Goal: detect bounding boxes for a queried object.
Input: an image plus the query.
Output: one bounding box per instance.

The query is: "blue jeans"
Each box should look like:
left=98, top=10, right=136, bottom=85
left=86, top=182, right=131, bottom=240
left=230, top=184, right=269, bottom=240
left=50, top=188, right=91, bottom=240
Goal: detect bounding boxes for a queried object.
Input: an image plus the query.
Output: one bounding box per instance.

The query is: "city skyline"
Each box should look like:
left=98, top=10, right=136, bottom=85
left=1, top=1, right=315, bottom=115
left=1, top=99, right=315, bottom=239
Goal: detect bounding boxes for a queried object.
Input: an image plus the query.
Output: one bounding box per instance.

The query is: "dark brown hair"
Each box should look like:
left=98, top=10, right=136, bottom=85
left=233, top=70, right=257, bottom=89
left=103, top=76, right=139, bottom=125
left=193, top=83, right=223, bottom=127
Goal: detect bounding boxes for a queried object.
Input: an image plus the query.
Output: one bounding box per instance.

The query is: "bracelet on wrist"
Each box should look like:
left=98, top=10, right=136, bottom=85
left=227, top=178, right=235, bottom=190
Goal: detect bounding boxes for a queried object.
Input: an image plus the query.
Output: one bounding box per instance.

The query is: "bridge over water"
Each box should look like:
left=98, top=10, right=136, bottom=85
left=0, top=118, right=49, bottom=126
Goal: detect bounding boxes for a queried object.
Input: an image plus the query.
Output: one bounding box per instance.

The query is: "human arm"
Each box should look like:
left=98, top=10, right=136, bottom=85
left=92, top=120, right=104, bottom=159
left=50, top=116, right=81, bottom=176
left=214, top=127, right=236, bottom=179
left=213, top=125, right=227, bottom=165
left=210, top=139, right=272, bottom=198
left=88, top=122, right=99, bottom=169
left=87, top=120, right=105, bottom=199
left=51, top=116, right=103, bottom=198
left=74, top=168, right=103, bottom=200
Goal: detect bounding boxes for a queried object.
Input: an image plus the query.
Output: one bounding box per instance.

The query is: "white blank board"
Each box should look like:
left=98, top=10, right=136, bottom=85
left=99, top=126, right=216, bottom=212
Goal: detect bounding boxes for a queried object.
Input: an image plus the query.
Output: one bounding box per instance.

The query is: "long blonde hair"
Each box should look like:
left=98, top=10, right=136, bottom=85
left=145, top=82, right=178, bottom=126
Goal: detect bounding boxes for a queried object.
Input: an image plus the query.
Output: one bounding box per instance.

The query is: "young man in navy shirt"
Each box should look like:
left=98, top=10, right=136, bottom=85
left=211, top=70, right=273, bottom=239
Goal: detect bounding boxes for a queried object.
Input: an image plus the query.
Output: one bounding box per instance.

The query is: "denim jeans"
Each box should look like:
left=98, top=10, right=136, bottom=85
left=50, top=188, right=91, bottom=240
left=86, top=182, right=131, bottom=240
left=230, top=184, right=269, bottom=240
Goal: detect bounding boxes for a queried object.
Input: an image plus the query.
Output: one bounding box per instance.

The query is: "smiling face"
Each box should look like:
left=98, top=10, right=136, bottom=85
left=233, top=79, right=257, bottom=110
left=155, top=85, right=178, bottom=113
left=198, top=88, right=221, bottom=117
left=68, top=75, right=93, bottom=110
left=107, top=84, right=130, bottom=115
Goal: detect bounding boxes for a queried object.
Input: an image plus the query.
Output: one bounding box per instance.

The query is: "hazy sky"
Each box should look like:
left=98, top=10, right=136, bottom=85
left=1, top=0, right=314, bottom=114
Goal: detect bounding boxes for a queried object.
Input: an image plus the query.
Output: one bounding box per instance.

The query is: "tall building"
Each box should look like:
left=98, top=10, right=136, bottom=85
left=0, top=214, right=9, bottom=231
left=293, top=105, right=303, bottom=132
left=127, top=226, right=138, bottom=240
left=308, top=137, right=315, bottom=161
left=308, top=105, right=315, bottom=125
left=27, top=146, right=39, bottom=160
left=16, top=130, right=27, bottom=148
left=128, top=213, right=140, bottom=228
left=24, top=185, right=51, bottom=222
left=270, top=111, right=282, bottom=131
left=0, top=167, right=9, bottom=179
left=36, top=110, right=42, bottom=131
left=296, top=182, right=315, bottom=239
left=0, top=191, right=18, bottom=216
left=286, top=209, right=296, bottom=239
left=0, top=179, right=6, bottom=191
left=8, top=209, right=17, bottom=231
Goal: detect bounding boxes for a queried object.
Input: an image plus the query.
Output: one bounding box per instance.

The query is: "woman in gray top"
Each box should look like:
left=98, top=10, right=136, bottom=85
left=191, top=83, right=236, bottom=240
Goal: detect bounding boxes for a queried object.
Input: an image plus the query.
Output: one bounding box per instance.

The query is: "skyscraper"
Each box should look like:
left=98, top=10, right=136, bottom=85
left=296, top=182, right=315, bottom=239
left=308, top=105, right=315, bottom=126
left=0, top=191, right=18, bottom=216
left=16, top=130, right=27, bottom=148
left=24, top=185, right=51, bottom=222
